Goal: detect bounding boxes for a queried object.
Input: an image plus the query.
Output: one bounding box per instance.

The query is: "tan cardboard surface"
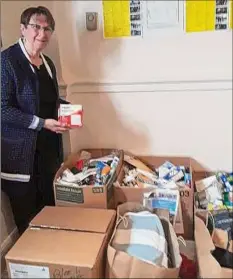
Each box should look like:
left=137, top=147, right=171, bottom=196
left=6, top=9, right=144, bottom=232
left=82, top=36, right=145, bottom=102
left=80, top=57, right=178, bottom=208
left=30, top=206, right=115, bottom=233
left=6, top=229, right=105, bottom=268
left=195, top=216, right=233, bottom=278
left=6, top=206, right=116, bottom=278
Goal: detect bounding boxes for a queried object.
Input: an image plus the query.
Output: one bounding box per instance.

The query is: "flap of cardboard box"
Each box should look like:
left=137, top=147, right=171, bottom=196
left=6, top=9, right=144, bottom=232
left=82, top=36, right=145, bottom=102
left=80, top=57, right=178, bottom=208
left=194, top=216, right=233, bottom=278
left=132, top=155, right=192, bottom=169
left=6, top=228, right=105, bottom=268
left=30, top=206, right=116, bottom=234
left=195, top=216, right=215, bottom=252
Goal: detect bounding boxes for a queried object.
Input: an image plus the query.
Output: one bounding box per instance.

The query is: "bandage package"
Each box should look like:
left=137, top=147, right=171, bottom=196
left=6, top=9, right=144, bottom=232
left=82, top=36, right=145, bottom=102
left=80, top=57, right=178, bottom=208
left=58, top=104, right=83, bottom=128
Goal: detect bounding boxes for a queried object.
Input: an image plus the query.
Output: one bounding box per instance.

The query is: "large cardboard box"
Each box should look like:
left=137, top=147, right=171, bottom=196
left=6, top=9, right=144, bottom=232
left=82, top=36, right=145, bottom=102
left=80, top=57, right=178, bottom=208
left=193, top=169, right=232, bottom=211
left=5, top=206, right=116, bottom=278
left=114, top=155, right=204, bottom=240
left=195, top=215, right=233, bottom=278
left=54, top=149, right=123, bottom=209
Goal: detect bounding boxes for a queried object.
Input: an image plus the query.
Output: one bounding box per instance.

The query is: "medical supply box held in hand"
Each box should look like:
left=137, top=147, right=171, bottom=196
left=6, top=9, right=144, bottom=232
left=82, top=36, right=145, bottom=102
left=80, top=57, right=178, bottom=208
left=58, top=104, right=83, bottom=128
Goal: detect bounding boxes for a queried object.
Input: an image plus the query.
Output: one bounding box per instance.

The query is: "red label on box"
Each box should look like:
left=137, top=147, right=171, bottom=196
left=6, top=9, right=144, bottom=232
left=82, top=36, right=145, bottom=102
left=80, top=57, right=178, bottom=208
left=58, top=105, right=83, bottom=128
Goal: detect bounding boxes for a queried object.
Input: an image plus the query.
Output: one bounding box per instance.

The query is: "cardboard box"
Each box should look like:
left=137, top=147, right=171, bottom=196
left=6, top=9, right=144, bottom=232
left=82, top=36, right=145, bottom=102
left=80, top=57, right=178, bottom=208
left=5, top=206, right=116, bottom=279
left=114, top=155, right=203, bottom=240
left=193, top=170, right=232, bottom=211
left=195, top=215, right=233, bottom=278
left=54, top=149, right=123, bottom=209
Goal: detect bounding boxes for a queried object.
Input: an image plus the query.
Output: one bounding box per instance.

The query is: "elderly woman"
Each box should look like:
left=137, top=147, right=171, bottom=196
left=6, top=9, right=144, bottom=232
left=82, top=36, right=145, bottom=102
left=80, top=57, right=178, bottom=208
left=1, top=6, right=70, bottom=234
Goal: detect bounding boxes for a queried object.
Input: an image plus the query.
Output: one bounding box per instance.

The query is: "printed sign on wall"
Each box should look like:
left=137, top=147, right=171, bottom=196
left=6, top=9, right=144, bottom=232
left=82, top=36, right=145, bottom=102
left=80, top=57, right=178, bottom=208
left=186, top=0, right=232, bottom=32
left=102, top=0, right=142, bottom=38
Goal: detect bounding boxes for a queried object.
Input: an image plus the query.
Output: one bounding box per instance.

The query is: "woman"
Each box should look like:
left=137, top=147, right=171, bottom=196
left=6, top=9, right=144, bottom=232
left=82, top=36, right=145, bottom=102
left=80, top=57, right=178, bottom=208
left=1, top=6, right=70, bottom=234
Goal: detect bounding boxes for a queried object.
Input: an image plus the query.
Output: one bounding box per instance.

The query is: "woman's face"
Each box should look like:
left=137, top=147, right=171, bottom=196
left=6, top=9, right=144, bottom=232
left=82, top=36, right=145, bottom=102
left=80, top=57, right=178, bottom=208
left=21, top=14, right=53, bottom=52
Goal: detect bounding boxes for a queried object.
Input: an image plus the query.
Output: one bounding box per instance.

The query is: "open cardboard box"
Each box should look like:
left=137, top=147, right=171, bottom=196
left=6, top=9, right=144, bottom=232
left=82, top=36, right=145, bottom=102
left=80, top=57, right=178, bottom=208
left=5, top=206, right=116, bottom=278
left=114, top=154, right=205, bottom=240
left=193, top=169, right=233, bottom=213
left=53, top=148, right=123, bottom=209
left=195, top=214, right=233, bottom=278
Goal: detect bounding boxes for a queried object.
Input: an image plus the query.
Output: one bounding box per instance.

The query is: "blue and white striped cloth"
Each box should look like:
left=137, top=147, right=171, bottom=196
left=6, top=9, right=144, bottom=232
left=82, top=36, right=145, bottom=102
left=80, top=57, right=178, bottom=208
left=112, top=211, right=168, bottom=267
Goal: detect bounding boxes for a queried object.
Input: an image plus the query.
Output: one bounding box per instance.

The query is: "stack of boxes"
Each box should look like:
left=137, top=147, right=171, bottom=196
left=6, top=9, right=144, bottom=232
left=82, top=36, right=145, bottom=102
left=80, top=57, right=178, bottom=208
left=5, top=149, right=231, bottom=278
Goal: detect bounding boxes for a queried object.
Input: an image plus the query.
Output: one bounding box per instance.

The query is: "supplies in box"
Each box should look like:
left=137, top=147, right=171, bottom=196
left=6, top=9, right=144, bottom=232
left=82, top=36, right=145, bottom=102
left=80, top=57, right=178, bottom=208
left=195, top=171, right=233, bottom=274
left=57, top=150, right=121, bottom=187
left=54, top=149, right=123, bottom=208
left=114, top=154, right=194, bottom=238
left=107, top=202, right=182, bottom=278
left=120, top=154, right=191, bottom=189
left=195, top=172, right=233, bottom=210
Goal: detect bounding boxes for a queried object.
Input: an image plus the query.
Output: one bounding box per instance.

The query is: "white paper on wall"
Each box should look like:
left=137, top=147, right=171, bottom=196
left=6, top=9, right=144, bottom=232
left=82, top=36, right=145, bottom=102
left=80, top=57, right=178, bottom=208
left=145, top=0, right=180, bottom=29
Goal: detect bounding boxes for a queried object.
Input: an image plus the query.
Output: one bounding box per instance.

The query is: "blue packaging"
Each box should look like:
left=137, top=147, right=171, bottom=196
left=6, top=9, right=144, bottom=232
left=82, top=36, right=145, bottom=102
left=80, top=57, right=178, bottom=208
left=217, top=172, right=232, bottom=192
left=94, top=161, right=106, bottom=186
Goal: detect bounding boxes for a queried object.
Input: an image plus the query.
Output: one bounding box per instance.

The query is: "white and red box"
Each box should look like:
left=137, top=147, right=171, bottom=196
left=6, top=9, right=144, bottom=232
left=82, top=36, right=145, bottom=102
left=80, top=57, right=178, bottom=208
left=58, top=104, right=83, bottom=128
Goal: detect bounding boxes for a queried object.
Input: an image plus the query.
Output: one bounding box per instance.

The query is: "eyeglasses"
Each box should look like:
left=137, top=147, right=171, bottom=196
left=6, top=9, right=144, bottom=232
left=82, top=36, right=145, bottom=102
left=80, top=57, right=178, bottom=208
left=27, top=23, right=53, bottom=34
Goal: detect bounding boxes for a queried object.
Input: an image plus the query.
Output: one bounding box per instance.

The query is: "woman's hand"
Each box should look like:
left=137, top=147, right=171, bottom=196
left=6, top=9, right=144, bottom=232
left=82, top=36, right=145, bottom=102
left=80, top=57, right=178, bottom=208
left=44, top=119, right=70, bottom=133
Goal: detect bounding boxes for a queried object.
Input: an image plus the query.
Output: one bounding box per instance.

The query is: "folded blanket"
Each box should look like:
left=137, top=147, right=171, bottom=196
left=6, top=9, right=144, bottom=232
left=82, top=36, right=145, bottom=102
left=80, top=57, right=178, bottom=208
left=112, top=211, right=168, bottom=267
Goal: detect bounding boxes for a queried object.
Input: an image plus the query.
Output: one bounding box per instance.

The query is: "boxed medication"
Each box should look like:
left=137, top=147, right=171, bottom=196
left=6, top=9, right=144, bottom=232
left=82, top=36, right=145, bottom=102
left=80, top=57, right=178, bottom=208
left=58, top=104, right=83, bottom=128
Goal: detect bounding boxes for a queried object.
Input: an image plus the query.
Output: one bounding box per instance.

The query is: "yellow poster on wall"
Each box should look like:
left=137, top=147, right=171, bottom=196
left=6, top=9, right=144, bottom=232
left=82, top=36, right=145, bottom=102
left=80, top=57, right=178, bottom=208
left=186, top=0, right=215, bottom=32
left=103, top=0, right=130, bottom=38
left=186, top=0, right=232, bottom=32
left=206, top=0, right=215, bottom=30
left=102, top=0, right=142, bottom=38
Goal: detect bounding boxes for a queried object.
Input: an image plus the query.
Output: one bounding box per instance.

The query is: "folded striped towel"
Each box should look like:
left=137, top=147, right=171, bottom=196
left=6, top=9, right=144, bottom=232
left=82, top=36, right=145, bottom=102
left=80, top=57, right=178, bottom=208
left=112, top=211, right=168, bottom=267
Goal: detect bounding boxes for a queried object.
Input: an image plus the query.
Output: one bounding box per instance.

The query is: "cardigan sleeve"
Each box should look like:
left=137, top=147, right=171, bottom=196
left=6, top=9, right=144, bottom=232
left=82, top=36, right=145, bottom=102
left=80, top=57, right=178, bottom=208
left=1, top=54, right=44, bottom=130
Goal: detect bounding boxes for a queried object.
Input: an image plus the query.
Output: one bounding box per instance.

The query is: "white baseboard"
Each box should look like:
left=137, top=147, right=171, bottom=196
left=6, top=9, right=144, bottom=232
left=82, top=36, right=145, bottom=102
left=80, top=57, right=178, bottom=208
left=1, top=227, right=19, bottom=274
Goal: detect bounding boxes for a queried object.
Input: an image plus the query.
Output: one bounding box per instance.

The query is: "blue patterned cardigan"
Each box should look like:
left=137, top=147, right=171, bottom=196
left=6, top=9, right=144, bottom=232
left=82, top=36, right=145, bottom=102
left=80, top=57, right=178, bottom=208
left=1, top=41, right=68, bottom=182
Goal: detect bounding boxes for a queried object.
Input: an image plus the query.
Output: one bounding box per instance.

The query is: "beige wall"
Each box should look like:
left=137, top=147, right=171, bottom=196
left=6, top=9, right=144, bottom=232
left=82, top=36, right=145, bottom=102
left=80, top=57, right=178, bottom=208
left=1, top=0, right=63, bottom=83
left=53, top=1, right=232, bottom=171
left=1, top=193, right=18, bottom=273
